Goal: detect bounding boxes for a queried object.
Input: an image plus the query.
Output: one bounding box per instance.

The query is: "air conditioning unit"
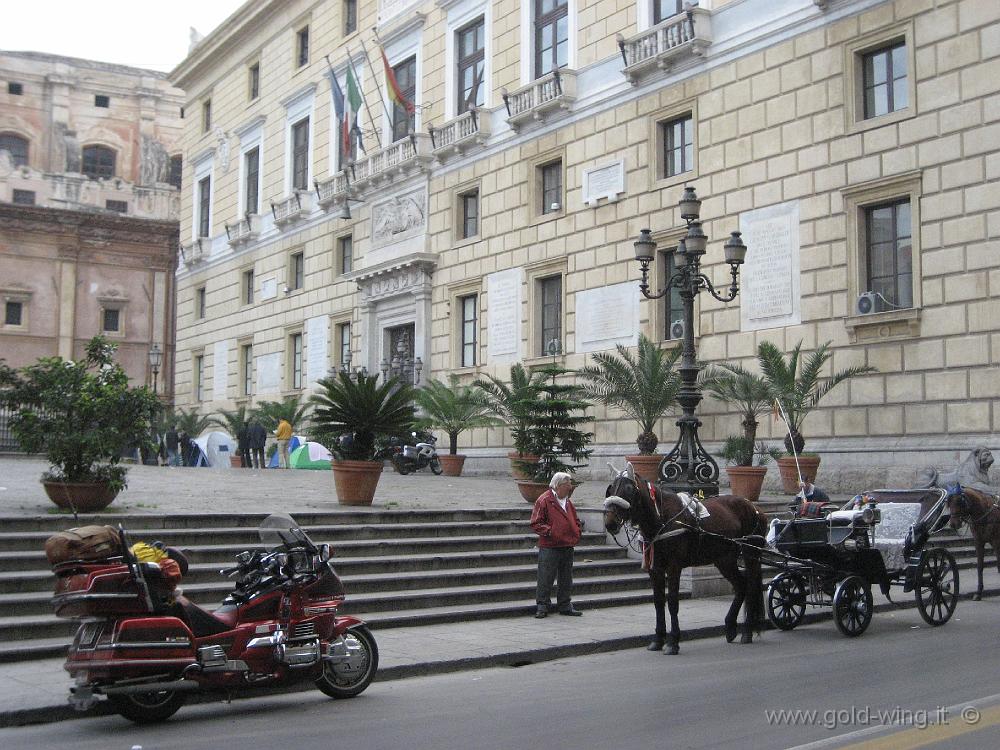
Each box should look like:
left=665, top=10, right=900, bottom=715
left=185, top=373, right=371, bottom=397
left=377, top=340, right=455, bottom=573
left=670, top=319, right=685, bottom=339
left=856, top=292, right=878, bottom=315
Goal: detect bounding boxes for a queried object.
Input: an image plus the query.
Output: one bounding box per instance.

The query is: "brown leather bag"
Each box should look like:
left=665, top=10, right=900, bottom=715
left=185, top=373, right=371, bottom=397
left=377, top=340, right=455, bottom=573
left=45, top=525, right=121, bottom=565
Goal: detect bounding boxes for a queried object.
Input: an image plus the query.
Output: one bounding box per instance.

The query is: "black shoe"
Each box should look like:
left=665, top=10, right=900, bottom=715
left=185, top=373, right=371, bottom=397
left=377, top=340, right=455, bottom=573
left=559, top=607, right=583, bottom=616
left=535, top=607, right=548, bottom=619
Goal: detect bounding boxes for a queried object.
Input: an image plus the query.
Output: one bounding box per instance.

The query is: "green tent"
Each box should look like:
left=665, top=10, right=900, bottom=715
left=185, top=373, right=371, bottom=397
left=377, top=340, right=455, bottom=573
left=289, top=442, right=332, bottom=470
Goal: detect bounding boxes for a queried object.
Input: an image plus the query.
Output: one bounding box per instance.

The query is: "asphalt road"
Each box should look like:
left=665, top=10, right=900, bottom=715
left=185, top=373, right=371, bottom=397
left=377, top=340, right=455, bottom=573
left=6, top=600, right=1000, bottom=750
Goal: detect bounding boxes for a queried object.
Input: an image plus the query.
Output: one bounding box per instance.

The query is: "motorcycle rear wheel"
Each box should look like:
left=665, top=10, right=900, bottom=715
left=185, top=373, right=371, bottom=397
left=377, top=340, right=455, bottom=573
left=109, top=690, right=185, bottom=723
left=430, top=457, right=443, bottom=475
left=315, top=625, right=379, bottom=699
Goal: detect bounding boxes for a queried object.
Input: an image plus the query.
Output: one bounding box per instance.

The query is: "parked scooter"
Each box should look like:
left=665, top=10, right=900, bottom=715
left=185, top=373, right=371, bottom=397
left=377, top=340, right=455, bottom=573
left=389, top=431, right=443, bottom=475
left=51, top=514, right=377, bottom=723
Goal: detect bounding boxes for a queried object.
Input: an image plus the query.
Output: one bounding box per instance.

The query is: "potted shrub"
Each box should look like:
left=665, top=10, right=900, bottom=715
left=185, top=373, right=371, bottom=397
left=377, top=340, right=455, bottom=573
left=718, top=436, right=781, bottom=502
left=701, top=360, right=776, bottom=501
left=412, top=375, right=501, bottom=476
left=473, top=364, right=548, bottom=479
left=577, top=334, right=681, bottom=482
left=310, top=372, right=415, bottom=505
left=210, top=405, right=254, bottom=467
left=515, top=364, right=594, bottom=503
left=0, top=337, right=159, bottom=514
left=757, top=340, right=876, bottom=493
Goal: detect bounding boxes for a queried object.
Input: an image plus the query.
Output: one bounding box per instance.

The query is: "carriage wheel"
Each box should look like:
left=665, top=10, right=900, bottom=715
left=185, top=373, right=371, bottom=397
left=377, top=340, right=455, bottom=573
left=915, top=548, right=959, bottom=626
left=766, top=573, right=807, bottom=631
left=832, top=575, right=873, bottom=637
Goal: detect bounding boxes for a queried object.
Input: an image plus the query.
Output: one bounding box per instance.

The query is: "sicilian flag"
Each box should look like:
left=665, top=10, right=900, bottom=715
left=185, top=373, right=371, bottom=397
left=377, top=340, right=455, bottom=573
left=345, top=62, right=364, bottom=152
left=380, top=47, right=414, bottom=115
left=327, top=69, right=350, bottom=162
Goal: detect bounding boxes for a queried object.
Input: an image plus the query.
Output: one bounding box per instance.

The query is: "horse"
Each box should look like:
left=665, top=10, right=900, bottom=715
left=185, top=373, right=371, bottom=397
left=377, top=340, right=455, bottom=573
left=947, top=486, right=1000, bottom=600
left=603, top=463, right=767, bottom=655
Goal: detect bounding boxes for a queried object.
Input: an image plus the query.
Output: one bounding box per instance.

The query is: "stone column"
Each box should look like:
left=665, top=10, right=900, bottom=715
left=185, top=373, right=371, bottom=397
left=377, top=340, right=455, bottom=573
left=57, top=255, right=77, bottom=359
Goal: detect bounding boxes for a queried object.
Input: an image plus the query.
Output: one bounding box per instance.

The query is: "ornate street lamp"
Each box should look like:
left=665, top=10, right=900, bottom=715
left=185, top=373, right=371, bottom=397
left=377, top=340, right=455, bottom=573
left=634, top=186, right=747, bottom=496
left=148, top=344, right=163, bottom=395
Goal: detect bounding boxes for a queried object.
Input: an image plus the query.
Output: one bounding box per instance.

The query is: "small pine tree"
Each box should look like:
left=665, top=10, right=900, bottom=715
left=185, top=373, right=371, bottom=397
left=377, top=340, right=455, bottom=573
left=518, top=364, right=594, bottom=483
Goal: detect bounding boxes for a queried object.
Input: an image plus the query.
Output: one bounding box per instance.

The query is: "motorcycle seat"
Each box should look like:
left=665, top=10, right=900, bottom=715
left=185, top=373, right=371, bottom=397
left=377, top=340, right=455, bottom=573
left=174, top=595, right=236, bottom=638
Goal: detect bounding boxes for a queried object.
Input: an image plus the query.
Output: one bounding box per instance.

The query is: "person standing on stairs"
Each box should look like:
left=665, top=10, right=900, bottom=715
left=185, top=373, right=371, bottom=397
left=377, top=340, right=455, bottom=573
left=530, top=472, right=584, bottom=618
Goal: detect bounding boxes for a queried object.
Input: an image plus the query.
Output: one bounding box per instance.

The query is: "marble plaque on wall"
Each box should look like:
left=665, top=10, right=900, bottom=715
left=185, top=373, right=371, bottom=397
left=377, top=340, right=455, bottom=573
left=212, top=340, right=229, bottom=401
left=582, top=160, right=625, bottom=206
left=486, top=268, right=523, bottom=363
left=306, top=315, right=329, bottom=387
left=576, top=282, right=639, bottom=353
left=260, top=277, right=277, bottom=301
left=740, top=201, right=801, bottom=332
left=256, top=352, right=280, bottom=395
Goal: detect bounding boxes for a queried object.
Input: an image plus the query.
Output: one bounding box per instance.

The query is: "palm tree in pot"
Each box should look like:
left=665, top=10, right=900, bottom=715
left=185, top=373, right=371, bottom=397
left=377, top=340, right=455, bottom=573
left=757, top=340, right=876, bottom=493
left=473, top=363, right=548, bottom=479
left=701, top=361, right=777, bottom=501
left=412, top=375, right=501, bottom=476
left=0, top=336, right=159, bottom=514
left=309, top=372, right=415, bottom=505
left=577, top=334, right=681, bottom=482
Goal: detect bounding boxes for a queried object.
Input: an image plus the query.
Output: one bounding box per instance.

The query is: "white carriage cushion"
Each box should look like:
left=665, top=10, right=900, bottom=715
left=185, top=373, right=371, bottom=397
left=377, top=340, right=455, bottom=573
left=676, top=491, right=711, bottom=519
left=872, top=502, right=923, bottom=572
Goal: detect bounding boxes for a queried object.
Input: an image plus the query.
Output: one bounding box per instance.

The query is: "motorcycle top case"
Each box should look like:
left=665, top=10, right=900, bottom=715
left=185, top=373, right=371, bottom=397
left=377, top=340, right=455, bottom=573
left=45, top=525, right=121, bottom=566
left=52, top=562, right=169, bottom=619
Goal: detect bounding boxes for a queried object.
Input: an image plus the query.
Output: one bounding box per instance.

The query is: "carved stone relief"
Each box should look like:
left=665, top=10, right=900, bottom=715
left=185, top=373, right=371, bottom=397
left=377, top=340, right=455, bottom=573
left=359, top=263, right=433, bottom=303
left=213, top=127, right=231, bottom=173
left=140, top=135, right=170, bottom=185
left=371, top=187, right=426, bottom=249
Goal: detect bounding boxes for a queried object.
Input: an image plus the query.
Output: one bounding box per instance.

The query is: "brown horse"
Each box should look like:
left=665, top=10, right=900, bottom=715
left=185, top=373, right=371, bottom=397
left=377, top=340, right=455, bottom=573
left=604, top=464, right=767, bottom=655
left=947, top=487, right=1000, bottom=600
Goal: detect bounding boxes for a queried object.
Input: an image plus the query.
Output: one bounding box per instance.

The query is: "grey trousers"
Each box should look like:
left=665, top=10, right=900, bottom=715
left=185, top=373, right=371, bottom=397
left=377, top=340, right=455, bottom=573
left=536, top=546, right=574, bottom=610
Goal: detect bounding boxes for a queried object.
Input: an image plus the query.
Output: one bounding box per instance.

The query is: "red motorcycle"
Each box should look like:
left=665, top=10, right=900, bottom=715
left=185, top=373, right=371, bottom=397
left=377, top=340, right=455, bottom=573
left=51, top=514, right=378, bottom=723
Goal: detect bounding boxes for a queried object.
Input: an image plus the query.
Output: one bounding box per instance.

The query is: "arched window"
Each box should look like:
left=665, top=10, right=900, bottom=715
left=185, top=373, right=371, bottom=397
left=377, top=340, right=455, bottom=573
left=82, top=145, right=116, bottom=179
left=0, top=133, right=29, bottom=167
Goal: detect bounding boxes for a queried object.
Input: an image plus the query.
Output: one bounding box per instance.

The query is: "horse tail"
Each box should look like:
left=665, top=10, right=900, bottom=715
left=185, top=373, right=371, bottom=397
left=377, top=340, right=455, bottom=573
left=742, top=535, right=766, bottom=635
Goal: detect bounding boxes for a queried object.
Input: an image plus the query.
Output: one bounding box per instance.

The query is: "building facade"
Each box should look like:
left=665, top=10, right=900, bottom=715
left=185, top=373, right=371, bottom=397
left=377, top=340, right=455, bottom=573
left=168, top=0, right=999, bottom=488
left=0, top=51, right=183, bottom=396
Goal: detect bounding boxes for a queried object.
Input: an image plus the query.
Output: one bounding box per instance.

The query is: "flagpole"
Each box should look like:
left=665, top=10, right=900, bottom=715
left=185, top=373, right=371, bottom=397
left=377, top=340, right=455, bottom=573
left=345, top=46, right=381, bottom=150
left=359, top=35, right=395, bottom=132
left=323, top=55, right=349, bottom=169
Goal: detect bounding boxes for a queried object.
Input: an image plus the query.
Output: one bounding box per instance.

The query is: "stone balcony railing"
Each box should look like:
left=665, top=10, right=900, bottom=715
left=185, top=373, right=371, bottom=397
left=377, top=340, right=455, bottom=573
left=501, top=68, right=577, bottom=131
left=314, top=133, right=434, bottom=207
left=270, top=190, right=313, bottom=226
left=180, top=238, right=206, bottom=266
left=428, top=108, right=492, bottom=161
left=224, top=213, right=260, bottom=247
left=617, top=7, right=712, bottom=83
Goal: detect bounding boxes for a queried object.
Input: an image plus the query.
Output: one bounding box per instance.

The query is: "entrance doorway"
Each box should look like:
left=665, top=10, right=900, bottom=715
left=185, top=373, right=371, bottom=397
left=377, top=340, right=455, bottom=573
left=383, top=324, right=418, bottom=384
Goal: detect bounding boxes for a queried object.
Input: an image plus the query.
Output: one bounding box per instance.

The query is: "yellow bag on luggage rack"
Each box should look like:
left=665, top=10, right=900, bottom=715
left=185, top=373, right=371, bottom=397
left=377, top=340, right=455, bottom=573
left=45, top=525, right=121, bottom=566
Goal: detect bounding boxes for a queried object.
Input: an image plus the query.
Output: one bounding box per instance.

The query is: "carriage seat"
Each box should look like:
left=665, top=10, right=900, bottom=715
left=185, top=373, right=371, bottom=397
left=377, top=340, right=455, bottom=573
left=870, top=502, right=923, bottom=572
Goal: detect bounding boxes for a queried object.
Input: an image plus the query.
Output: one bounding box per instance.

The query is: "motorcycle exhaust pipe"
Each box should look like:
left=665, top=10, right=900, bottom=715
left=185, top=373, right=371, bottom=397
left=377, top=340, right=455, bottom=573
left=101, top=679, right=201, bottom=696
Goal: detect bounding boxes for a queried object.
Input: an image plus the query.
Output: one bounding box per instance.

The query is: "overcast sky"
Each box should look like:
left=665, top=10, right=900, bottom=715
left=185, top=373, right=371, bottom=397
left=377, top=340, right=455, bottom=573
left=0, top=1, right=246, bottom=73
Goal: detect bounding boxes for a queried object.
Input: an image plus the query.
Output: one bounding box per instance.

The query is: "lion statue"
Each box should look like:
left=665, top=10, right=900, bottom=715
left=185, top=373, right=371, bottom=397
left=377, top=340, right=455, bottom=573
left=914, top=446, right=995, bottom=493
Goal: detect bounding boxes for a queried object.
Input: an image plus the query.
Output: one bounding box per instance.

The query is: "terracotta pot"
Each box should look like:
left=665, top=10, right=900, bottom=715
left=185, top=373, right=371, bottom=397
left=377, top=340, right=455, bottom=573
left=42, top=480, right=119, bottom=512
left=508, top=452, right=540, bottom=481
left=515, top=480, right=550, bottom=504
left=438, top=454, right=466, bottom=477
left=625, top=454, right=663, bottom=483
left=776, top=455, right=821, bottom=494
left=230, top=456, right=244, bottom=468
left=725, top=465, right=768, bottom=503
left=331, top=460, right=384, bottom=505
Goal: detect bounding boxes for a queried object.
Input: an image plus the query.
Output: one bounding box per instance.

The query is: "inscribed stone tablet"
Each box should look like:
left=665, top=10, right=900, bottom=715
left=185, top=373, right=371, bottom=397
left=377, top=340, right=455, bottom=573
left=486, top=268, right=522, bottom=362
left=582, top=161, right=625, bottom=206
left=306, top=315, right=329, bottom=386
left=256, top=352, right=280, bottom=395
left=577, top=282, right=639, bottom=352
left=739, top=201, right=801, bottom=332
left=213, top=340, right=229, bottom=400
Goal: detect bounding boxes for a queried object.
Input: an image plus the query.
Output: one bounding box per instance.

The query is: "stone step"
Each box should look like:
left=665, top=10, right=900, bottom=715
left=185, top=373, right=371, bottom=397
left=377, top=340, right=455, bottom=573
left=0, top=546, right=631, bottom=594
left=0, top=508, right=532, bottom=533
left=0, top=558, right=644, bottom=617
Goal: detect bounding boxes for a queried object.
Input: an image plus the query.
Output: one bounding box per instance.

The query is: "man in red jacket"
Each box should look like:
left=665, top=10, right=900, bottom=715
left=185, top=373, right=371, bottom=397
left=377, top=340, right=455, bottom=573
left=530, top=472, right=584, bottom=618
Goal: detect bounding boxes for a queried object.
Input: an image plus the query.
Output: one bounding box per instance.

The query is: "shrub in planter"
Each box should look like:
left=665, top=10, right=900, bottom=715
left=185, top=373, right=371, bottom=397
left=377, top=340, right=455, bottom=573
left=0, top=337, right=159, bottom=512
left=473, top=364, right=549, bottom=477
left=719, top=436, right=781, bottom=503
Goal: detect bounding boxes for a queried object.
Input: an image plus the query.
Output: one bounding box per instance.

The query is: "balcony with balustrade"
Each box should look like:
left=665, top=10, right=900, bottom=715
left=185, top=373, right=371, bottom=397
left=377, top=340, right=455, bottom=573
left=270, top=190, right=313, bottom=227
left=224, top=213, right=260, bottom=247
left=617, top=7, right=712, bottom=84
left=180, top=238, right=206, bottom=267
left=428, top=109, right=492, bottom=161
left=501, top=69, right=577, bottom=132
left=314, top=133, right=434, bottom=210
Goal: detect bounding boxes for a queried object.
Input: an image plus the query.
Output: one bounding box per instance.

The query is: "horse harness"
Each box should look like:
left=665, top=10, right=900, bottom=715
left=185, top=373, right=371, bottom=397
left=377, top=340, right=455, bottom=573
left=964, top=492, right=1000, bottom=526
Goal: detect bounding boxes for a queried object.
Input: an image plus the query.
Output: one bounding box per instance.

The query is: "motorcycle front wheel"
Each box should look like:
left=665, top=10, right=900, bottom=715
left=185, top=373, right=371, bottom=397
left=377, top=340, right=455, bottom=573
left=109, top=690, right=185, bottom=723
left=316, top=625, right=379, bottom=699
left=430, top=457, right=443, bottom=475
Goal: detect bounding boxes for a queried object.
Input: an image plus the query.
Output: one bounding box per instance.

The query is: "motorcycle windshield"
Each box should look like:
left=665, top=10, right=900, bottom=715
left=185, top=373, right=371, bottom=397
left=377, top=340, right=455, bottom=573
left=259, top=514, right=313, bottom=551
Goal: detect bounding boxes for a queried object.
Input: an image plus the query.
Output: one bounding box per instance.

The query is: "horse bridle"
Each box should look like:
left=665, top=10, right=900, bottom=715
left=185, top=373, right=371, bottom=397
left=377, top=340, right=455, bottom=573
left=958, top=492, right=1000, bottom=526
left=608, top=476, right=699, bottom=547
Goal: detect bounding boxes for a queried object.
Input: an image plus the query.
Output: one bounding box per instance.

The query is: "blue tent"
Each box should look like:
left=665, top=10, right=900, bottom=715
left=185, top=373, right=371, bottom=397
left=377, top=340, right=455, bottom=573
left=268, top=435, right=302, bottom=468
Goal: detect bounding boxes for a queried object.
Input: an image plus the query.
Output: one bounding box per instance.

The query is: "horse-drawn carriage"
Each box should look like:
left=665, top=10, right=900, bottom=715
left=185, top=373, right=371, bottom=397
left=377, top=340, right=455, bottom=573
left=763, top=488, right=960, bottom=637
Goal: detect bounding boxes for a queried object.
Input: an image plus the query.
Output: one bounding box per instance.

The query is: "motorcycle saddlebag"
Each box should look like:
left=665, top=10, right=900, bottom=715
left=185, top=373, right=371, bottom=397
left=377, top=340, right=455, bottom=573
left=45, top=525, right=121, bottom=566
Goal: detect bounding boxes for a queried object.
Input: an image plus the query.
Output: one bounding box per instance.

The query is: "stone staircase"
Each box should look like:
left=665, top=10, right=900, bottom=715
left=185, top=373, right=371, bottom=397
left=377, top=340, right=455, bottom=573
left=0, top=508, right=653, bottom=664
